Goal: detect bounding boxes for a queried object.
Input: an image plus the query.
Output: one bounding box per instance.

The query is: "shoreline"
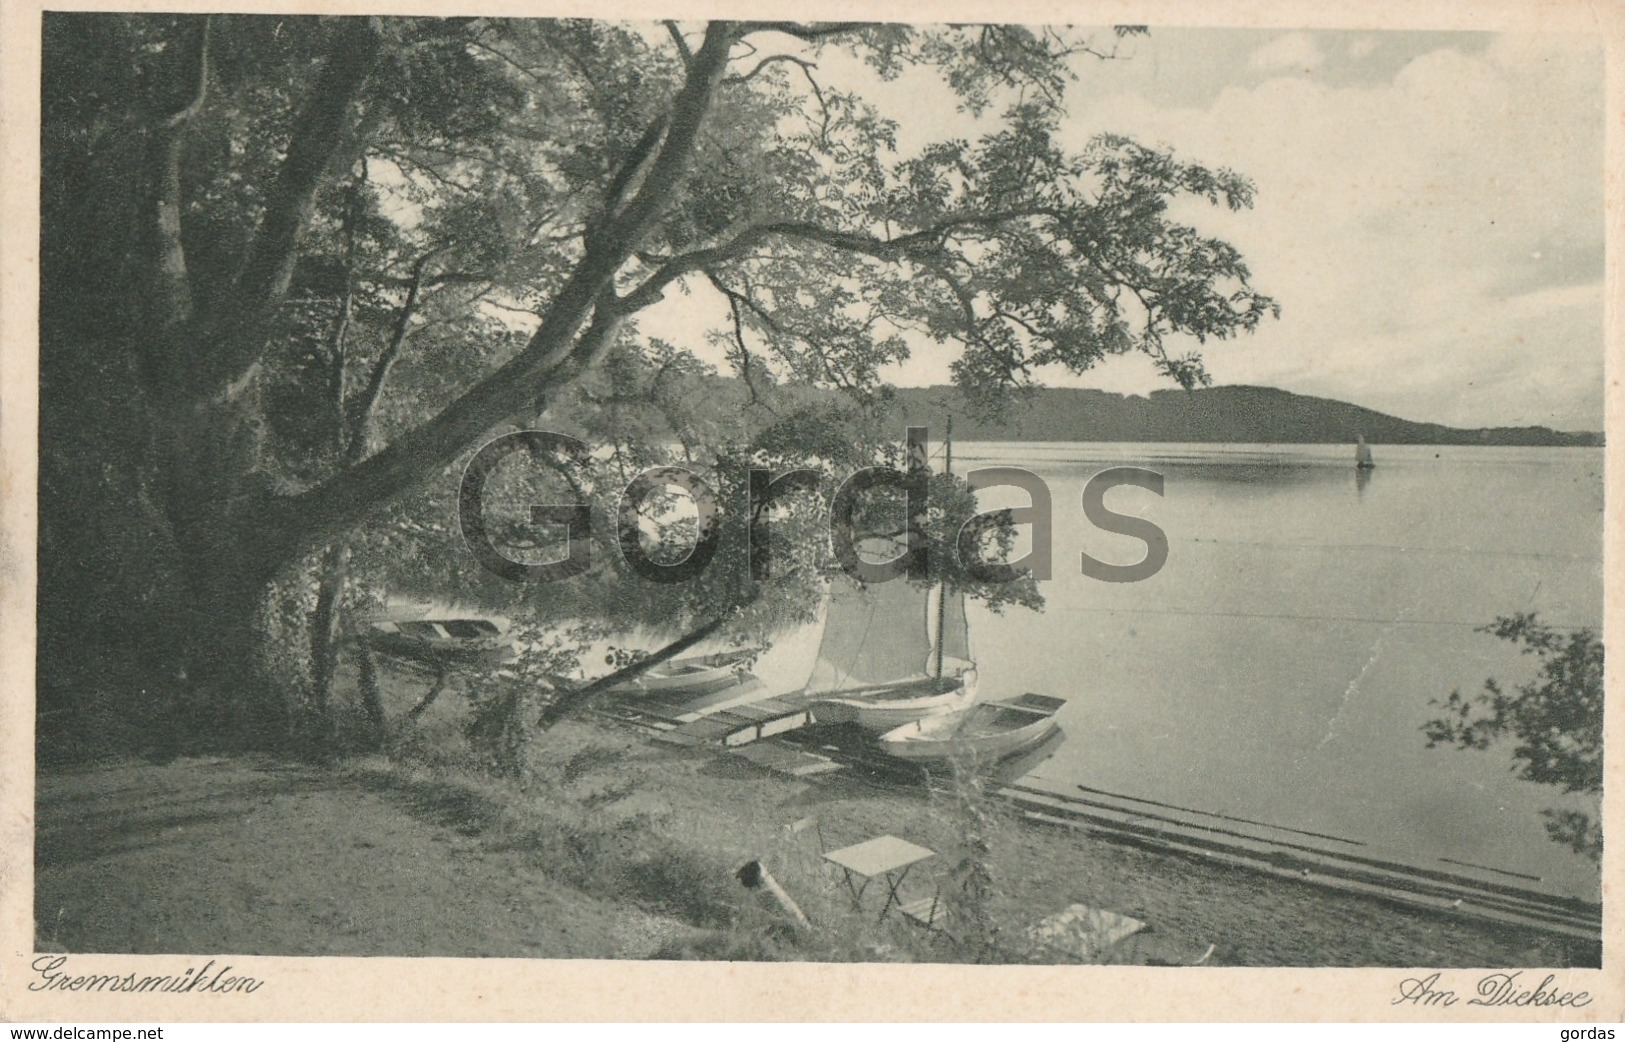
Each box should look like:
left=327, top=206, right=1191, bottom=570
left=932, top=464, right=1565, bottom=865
left=35, top=711, right=1601, bottom=967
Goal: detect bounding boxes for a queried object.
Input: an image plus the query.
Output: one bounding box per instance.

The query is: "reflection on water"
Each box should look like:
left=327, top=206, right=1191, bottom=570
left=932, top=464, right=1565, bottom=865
left=960, top=443, right=1604, bottom=900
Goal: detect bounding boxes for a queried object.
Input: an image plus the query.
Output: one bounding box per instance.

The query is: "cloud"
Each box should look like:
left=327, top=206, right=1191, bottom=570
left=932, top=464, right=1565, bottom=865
left=1061, top=31, right=1604, bottom=431
left=1248, top=32, right=1325, bottom=74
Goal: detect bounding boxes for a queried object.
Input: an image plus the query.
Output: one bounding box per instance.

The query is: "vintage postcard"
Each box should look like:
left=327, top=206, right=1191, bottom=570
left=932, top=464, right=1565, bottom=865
left=1, top=0, right=1619, bottom=1023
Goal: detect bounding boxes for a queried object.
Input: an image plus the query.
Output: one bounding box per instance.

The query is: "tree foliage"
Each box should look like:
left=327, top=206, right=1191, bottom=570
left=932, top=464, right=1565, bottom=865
left=1424, top=614, right=1604, bottom=862
left=39, top=15, right=1278, bottom=753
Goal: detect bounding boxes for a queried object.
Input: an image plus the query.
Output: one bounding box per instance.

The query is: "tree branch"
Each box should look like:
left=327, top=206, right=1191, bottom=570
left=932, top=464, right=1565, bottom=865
left=346, top=250, right=436, bottom=458
left=618, top=207, right=1044, bottom=313
left=725, top=53, right=816, bottom=85
left=536, top=610, right=737, bottom=728
left=160, top=16, right=211, bottom=129
left=206, top=17, right=386, bottom=392
left=748, top=21, right=870, bottom=41
left=329, top=161, right=365, bottom=450
left=143, top=16, right=211, bottom=342
left=280, top=24, right=741, bottom=548
left=663, top=20, right=693, bottom=66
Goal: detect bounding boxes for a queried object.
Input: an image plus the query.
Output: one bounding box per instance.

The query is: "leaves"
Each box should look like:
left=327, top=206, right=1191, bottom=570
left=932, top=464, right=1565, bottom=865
left=43, top=15, right=1280, bottom=748
left=1424, top=613, right=1603, bottom=861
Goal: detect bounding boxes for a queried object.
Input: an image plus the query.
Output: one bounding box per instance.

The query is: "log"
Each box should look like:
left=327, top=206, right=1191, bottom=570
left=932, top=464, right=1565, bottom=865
left=735, top=859, right=811, bottom=931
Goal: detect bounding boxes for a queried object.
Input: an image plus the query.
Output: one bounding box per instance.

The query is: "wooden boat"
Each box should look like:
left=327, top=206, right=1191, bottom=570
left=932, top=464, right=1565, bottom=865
left=801, top=565, right=981, bottom=732
left=877, top=692, right=1067, bottom=762
left=360, top=616, right=518, bottom=670
left=605, top=648, right=757, bottom=696
left=811, top=672, right=977, bottom=730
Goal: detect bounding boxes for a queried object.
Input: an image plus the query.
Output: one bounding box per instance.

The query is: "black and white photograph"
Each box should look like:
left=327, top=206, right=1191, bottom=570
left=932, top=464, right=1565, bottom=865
left=4, top=0, right=1617, bottom=1023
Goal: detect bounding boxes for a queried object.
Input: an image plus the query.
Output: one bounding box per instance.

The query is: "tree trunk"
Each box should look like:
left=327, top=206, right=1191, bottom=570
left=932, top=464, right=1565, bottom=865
left=354, top=638, right=387, bottom=750
left=154, top=389, right=301, bottom=753
left=168, top=550, right=285, bottom=753
left=306, top=542, right=350, bottom=754
left=407, top=667, right=451, bottom=723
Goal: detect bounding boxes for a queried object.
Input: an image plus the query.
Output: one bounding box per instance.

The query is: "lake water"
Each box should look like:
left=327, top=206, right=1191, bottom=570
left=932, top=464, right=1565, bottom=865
left=955, top=442, right=1604, bottom=901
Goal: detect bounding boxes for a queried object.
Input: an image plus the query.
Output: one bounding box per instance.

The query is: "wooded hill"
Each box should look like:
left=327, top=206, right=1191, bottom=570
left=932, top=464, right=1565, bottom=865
left=878, top=384, right=1602, bottom=446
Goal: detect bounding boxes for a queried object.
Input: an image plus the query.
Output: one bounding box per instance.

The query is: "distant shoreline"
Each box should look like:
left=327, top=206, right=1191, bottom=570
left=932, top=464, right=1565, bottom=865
left=883, top=384, right=1602, bottom=448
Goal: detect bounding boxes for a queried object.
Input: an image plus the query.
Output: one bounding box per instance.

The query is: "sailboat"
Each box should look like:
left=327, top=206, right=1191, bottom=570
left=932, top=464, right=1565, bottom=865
left=804, top=570, right=979, bottom=731
left=804, top=422, right=978, bottom=731
left=1355, top=436, right=1375, bottom=470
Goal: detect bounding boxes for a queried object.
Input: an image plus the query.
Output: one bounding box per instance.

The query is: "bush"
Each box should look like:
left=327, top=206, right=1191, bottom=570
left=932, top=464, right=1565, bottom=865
left=1425, top=613, right=1603, bottom=861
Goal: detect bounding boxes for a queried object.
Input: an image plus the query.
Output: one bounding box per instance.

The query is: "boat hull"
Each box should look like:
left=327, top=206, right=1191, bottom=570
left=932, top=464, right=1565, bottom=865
left=361, top=618, right=517, bottom=670
left=878, top=693, right=1066, bottom=762
left=810, top=670, right=978, bottom=731
left=606, top=650, right=755, bottom=696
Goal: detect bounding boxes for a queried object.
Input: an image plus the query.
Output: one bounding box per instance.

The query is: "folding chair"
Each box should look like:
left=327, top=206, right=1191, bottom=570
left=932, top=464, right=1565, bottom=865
left=898, top=884, right=949, bottom=931
left=783, top=816, right=831, bottom=881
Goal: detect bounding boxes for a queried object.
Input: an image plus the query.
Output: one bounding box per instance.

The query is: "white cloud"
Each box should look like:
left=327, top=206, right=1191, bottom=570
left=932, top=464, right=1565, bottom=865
left=1248, top=32, right=1325, bottom=74
left=1059, top=32, right=1604, bottom=430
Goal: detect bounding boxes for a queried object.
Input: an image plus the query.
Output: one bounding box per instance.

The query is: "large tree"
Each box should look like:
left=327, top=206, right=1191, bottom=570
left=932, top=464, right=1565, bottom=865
left=39, top=16, right=1277, bottom=754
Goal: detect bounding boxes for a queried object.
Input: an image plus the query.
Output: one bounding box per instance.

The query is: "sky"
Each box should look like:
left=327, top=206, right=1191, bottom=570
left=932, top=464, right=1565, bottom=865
left=642, top=27, right=1606, bottom=432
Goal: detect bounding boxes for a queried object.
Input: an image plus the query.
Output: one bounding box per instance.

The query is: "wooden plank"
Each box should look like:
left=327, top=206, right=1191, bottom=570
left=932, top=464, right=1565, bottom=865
left=672, top=718, right=736, bottom=737
left=1002, top=784, right=1598, bottom=926
left=1014, top=806, right=1600, bottom=941
left=650, top=730, right=709, bottom=747
left=718, top=702, right=780, bottom=722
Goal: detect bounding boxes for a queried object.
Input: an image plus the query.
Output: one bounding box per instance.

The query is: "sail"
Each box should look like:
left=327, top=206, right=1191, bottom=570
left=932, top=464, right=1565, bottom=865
left=805, top=577, right=939, bottom=693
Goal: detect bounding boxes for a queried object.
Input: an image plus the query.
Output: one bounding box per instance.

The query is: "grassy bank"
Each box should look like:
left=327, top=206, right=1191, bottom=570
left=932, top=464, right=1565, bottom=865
left=35, top=708, right=1599, bottom=966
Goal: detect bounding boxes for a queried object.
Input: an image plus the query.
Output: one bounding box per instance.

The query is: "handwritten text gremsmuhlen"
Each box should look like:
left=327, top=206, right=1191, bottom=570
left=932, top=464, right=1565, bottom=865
left=29, top=957, right=263, bottom=994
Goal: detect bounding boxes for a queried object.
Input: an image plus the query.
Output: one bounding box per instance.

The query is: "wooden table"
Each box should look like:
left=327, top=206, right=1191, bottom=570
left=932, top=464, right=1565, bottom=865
left=822, top=835, right=936, bottom=920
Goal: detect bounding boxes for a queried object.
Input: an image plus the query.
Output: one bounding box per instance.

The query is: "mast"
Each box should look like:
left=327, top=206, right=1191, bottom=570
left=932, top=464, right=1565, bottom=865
left=934, top=417, right=952, bottom=681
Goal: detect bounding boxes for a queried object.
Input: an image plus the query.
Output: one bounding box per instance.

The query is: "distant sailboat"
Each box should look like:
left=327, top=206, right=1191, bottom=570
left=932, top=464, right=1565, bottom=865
left=1355, top=436, right=1375, bottom=470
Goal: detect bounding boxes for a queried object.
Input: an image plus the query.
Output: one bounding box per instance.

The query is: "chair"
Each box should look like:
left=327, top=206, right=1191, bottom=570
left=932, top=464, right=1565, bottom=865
left=898, top=885, right=949, bottom=931
left=784, top=816, right=831, bottom=880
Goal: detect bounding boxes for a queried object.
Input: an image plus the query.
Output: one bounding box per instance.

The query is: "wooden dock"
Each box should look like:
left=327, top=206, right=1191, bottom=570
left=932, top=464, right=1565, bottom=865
left=590, top=677, right=822, bottom=746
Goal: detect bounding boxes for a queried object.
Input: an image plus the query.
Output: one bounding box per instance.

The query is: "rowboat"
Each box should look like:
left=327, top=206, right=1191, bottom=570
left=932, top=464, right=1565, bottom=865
left=876, top=692, right=1067, bottom=762
left=360, top=616, right=518, bottom=670
left=605, top=648, right=757, bottom=696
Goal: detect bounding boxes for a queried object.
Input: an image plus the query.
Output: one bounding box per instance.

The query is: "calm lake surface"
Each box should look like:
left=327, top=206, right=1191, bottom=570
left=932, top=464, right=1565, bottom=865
left=956, top=442, right=1604, bottom=901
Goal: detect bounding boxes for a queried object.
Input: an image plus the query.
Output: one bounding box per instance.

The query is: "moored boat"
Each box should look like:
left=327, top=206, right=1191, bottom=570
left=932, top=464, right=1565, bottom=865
left=605, top=648, right=757, bottom=696
left=360, top=616, right=518, bottom=669
left=802, top=548, right=979, bottom=732
left=877, top=692, right=1067, bottom=762
left=811, top=672, right=977, bottom=730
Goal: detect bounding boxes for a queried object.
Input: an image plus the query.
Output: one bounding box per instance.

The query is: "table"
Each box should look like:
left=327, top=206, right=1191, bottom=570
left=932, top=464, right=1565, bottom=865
left=822, top=835, right=936, bottom=920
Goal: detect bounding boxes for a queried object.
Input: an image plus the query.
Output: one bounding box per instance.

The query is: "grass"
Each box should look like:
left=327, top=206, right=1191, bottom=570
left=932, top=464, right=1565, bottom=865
left=47, top=649, right=1582, bottom=965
